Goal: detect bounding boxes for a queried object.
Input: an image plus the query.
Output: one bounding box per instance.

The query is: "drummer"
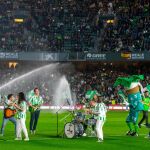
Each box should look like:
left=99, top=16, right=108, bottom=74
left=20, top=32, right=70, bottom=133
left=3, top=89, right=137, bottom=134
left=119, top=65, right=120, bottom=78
left=88, top=98, right=107, bottom=142
left=83, top=91, right=101, bottom=137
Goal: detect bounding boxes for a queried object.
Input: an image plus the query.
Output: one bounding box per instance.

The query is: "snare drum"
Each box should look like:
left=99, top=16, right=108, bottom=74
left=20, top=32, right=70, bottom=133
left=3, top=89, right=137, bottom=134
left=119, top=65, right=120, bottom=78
left=64, top=122, right=84, bottom=138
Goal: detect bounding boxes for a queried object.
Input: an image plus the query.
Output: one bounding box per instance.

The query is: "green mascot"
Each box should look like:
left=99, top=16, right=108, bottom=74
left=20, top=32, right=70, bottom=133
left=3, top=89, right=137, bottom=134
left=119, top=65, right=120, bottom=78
left=114, top=75, right=144, bottom=136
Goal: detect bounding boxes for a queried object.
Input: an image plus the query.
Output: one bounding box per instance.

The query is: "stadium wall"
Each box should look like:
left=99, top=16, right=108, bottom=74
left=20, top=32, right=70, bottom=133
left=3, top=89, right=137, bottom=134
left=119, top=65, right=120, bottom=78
left=0, top=52, right=149, bottom=61
left=0, top=105, right=128, bottom=110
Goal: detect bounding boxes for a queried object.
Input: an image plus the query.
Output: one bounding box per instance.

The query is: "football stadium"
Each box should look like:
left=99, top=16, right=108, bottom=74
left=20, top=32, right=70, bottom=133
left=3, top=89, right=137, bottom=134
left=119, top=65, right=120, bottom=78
left=0, top=0, right=150, bottom=150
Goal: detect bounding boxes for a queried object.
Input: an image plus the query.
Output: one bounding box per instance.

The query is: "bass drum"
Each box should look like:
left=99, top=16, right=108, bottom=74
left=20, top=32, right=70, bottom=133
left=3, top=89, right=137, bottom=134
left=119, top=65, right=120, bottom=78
left=64, top=122, right=84, bottom=138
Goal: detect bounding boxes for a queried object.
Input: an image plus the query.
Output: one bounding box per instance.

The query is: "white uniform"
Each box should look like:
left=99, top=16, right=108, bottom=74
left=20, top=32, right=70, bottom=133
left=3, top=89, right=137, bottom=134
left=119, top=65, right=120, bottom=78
left=16, top=101, right=29, bottom=139
left=93, top=103, right=107, bottom=140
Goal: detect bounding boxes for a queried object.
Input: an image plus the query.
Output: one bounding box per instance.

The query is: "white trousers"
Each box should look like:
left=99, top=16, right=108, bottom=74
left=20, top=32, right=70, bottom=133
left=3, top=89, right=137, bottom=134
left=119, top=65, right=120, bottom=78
left=96, top=120, right=105, bottom=140
left=16, top=119, right=29, bottom=139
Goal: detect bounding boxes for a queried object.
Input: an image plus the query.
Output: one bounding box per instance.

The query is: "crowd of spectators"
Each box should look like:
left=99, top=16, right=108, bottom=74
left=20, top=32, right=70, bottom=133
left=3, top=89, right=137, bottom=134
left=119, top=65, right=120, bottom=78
left=0, top=0, right=149, bottom=52
left=69, top=63, right=150, bottom=105
left=0, top=62, right=150, bottom=105
left=100, top=0, right=150, bottom=52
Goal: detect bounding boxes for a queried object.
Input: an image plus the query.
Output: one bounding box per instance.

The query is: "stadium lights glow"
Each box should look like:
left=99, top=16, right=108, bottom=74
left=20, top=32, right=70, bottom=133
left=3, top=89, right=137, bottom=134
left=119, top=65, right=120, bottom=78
left=106, top=19, right=114, bottom=24
left=8, top=62, right=18, bottom=68
left=14, top=18, right=24, bottom=23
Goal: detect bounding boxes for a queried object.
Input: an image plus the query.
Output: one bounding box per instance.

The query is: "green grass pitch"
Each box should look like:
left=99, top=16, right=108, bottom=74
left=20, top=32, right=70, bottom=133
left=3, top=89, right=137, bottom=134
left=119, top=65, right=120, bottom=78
left=0, top=110, right=150, bottom=150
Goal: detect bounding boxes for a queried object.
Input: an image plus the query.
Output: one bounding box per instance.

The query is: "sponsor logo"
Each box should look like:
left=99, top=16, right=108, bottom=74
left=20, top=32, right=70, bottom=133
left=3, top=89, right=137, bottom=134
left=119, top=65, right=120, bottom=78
left=0, top=52, right=18, bottom=59
left=86, top=53, right=106, bottom=60
left=121, top=52, right=131, bottom=59
left=43, top=53, right=58, bottom=61
left=121, top=53, right=144, bottom=60
left=131, top=53, right=144, bottom=60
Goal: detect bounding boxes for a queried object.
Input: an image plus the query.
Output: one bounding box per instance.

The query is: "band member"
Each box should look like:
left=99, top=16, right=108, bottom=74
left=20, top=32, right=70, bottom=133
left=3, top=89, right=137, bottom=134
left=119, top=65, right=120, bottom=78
left=15, top=92, right=29, bottom=141
left=138, top=90, right=150, bottom=128
left=114, top=75, right=144, bottom=136
left=83, top=92, right=100, bottom=137
left=0, top=94, right=16, bottom=136
left=28, top=88, right=43, bottom=134
left=88, top=99, right=107, bottom=142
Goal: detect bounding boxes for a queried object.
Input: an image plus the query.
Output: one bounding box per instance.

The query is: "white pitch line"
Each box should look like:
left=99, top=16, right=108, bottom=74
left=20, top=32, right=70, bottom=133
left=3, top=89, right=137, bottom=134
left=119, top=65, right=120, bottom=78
left=0, top=134, right=149, bottom=142
left=0, top=137, right=56, bottom=142
left=108, top=134, right=146, bottom=137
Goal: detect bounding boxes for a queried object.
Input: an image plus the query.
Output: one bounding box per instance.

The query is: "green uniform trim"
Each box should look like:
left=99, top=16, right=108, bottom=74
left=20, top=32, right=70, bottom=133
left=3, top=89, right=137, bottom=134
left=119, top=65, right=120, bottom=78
left=4, top=100, right=15, bottom=110
left=93, top=103, right=107, bottom=120
left=28, top=95, right=43, bottom=106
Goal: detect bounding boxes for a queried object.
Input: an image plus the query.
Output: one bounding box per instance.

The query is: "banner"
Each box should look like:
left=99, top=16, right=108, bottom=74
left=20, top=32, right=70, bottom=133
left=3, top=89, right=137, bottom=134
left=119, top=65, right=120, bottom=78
left=42, top=53, right=58, bottom=61
left=121, top=52, right=145, bottom=60
left=86, top=53, right=106, bottom=60
left=0, top=52, right=18, bottom=59
left=0, top=52, right=149, bottom=61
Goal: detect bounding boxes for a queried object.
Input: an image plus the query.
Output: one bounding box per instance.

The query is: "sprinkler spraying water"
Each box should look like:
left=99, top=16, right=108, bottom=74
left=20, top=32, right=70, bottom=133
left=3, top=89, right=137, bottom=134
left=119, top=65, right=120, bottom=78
left=0, top=63, right=59, bottom=95
left=53, top=76, right=74, bottom=107
left=0, top=63, right=76, bottom=112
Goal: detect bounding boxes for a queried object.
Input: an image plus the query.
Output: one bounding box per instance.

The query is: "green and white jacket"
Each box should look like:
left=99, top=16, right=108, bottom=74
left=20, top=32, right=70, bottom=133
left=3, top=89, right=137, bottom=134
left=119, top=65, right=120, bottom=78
left=28, top=95, right=43, bottom=109
left=17, top=101, right=27, bottom=119
left=93, top=103, right=107, bottom=121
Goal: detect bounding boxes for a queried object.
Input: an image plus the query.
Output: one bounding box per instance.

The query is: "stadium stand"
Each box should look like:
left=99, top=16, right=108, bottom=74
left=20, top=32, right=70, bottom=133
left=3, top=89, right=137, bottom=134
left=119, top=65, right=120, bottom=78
left=0, top=0, right=149, bottom=52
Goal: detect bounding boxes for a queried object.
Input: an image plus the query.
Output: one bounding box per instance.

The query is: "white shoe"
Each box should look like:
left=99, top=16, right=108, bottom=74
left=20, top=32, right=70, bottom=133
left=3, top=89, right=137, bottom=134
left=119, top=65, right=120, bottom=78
left=24, top=138, right=29, bottom=141
left=33, top=130, right=36, bottom=135
left=82, top=133, right=87, bottom=137
left=144, top=135, right=150, bottom=139
left=15, top=138, right=22, bottom=141
left=97, top=138, right=103, bottom=143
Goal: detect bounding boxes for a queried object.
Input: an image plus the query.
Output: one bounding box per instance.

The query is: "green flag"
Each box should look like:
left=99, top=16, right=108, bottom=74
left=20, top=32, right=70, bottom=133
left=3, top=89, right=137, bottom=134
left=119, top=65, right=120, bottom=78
left=85, top=90, right=100, bottom=100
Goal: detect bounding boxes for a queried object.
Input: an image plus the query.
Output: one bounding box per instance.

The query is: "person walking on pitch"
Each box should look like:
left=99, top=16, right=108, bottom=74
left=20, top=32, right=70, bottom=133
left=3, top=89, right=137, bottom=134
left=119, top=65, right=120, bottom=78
left=88, top=99, right=107, bottom=142
left=0, top=94, right=17, bottom=137
left=28, top=88, right=43, bottom=134
left=138, top=90, right=150, bottom=128
left=15, top=92, right=29, bottom=141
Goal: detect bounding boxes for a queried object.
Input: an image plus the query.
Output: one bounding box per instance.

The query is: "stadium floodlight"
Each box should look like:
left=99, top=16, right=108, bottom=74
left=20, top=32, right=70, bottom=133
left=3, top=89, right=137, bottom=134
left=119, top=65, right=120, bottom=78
left=106, top=19, right=114, bottom=24
left=14, top=18, right=24, bottom=23
left=8, top=62, right=18, bottom=68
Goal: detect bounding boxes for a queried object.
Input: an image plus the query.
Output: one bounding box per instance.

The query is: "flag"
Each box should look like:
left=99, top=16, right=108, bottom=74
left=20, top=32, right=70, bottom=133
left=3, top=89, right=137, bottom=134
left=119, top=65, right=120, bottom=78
left=85, top=90, right=100, bottom=100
